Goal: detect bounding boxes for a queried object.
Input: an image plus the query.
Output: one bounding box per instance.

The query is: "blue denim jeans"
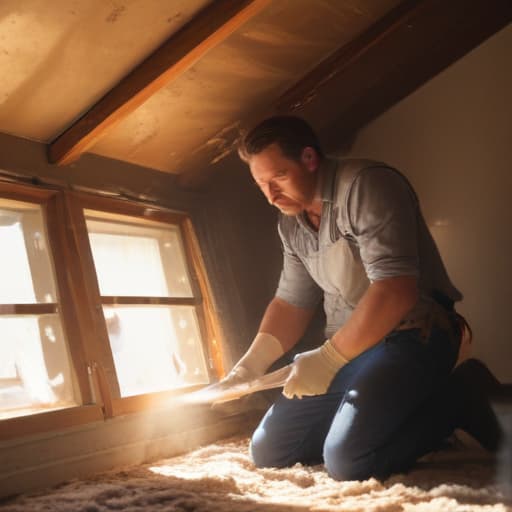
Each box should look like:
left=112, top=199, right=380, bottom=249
left=250, top=326, right=460, bottom=480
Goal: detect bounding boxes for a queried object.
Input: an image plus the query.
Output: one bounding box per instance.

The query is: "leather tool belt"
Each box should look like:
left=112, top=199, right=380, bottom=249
left=395, top=291, right=470, bottom=349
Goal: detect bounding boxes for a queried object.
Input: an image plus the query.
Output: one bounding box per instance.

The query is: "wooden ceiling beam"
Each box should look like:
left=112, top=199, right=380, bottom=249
left=276, top=0, right=425, bottom=113
left=182, top=0, right=511, bottom=187
left=48, top=0, right=270, bottom=166
left=276, top=0, right=512, bottom=152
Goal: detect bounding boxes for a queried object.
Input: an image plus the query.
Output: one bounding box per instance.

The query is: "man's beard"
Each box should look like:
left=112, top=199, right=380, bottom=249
left=274, top=201, right=302, bottom=216
left=272, top=195, right=304, bottom=215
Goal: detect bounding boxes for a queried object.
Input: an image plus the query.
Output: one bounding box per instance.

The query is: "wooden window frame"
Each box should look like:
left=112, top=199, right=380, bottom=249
left=0, top=181, right=103, bottom=440
left=0, top=180, right=225, bottom=439
left=64, top=191, right=226, bottom=417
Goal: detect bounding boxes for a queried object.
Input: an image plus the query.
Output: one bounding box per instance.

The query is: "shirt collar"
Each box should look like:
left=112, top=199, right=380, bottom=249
left=318, top=157, right=339, bottom=203
left=295, top=157, right=338, bottom=233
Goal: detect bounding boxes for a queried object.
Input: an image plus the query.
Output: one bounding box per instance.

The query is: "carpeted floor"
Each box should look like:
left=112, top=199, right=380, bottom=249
left=1, top=433, right=510, bottom=511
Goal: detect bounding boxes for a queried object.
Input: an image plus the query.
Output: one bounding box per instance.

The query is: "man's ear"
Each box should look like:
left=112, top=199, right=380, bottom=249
left=300, top=147, right=320, bottom=172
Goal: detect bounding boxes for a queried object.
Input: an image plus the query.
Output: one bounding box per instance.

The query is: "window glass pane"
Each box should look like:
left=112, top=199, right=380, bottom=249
left=0, top=200, right=57, bottom=304
left=104, top=306, right=209, bottom=397
left=0, top=315, right=77, bottom=419
left=85, top=213, right=193, bottom=298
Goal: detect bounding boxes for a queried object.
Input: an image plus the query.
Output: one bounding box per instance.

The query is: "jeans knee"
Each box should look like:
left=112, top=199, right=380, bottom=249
left=250, top=428, right=285, bottom=468
left=323, top=438, right=374, bottom=481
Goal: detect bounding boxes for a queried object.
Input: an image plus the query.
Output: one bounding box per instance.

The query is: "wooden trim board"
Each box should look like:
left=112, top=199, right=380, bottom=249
left=48, top=0, right=271, bottom=165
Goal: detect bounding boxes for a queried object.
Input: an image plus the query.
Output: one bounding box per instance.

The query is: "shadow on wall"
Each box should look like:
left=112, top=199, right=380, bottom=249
left=190, top=152, right=283, bottom=367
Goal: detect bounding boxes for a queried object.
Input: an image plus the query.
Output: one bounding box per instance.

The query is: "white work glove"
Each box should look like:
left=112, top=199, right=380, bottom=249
left=283, top=339, right=349, bottom=399
left=221, top=332, right=284, bottom=386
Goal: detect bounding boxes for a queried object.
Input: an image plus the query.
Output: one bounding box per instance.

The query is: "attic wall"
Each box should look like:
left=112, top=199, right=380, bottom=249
left=192, top=153, right=283, bottom=363
left=347, top=23, right=512, bottom=381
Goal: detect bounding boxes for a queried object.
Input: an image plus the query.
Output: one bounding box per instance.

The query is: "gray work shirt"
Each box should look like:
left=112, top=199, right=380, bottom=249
left=275, top=157, right=462, bottom=338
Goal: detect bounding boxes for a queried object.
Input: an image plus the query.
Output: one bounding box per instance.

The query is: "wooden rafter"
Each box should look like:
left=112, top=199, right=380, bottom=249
left=276, top=0, right=425, bottom=112
left=48, top=0, right=270, bottom=166
left=181, top=0, right=512, bottom=186
left=276, top=0, right=512, bottom=151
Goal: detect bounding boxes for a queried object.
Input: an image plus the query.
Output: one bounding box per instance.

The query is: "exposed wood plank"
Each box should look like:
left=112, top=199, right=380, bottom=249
left=44, top=194, right=94, bottom=404
left=48, top=0, right=271, bottom=166
left=181, top=217, right=227, bottom=380
left=0, top=180, right=58, bottom=203
left=0, top=304, right=57, bottom=315
left=0, top=405, right=104, bottom=441
left=277, top=0, right=424, bottom=112
left=63, top=192, right=121, bottom=407
left=72, top=190, right=188, bottom=226
left=101, top=296, right=198, bottom=306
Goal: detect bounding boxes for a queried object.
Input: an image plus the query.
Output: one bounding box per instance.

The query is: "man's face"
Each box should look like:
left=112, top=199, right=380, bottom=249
left=248, top=143, right=319, bottom=216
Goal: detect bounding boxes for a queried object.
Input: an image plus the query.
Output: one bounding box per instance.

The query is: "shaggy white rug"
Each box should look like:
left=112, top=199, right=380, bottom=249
left=0, top=433, right=510, bottom=512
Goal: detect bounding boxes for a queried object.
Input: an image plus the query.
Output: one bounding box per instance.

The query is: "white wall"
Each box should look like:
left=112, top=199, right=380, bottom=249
left=348, top=24, right=512, bottom=381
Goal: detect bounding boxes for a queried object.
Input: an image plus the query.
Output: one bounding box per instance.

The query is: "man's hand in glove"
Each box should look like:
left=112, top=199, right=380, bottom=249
left=283, top=339, right=349, bottom=399
left=221, top=332, right=284, bottom=387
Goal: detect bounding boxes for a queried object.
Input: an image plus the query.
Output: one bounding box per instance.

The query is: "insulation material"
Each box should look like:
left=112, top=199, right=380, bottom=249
left=1, top=434, right=509, bottom=511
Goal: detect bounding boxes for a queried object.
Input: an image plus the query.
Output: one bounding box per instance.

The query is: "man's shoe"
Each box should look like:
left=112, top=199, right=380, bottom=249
left=449, top=358, right=503, bottom=452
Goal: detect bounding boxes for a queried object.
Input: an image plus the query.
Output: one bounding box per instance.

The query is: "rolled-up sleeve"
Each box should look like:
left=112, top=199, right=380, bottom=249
left=275, top=221, right=323, bottom=309
left=347, top=167, right=420, bottom=282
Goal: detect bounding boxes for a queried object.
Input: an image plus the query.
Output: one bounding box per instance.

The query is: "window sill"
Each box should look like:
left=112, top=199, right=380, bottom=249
left=111, top=384, right=207, bottom=416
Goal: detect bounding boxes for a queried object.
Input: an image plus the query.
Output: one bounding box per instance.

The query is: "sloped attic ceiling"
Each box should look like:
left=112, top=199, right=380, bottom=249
left=0, top=0, right=510, bottom=185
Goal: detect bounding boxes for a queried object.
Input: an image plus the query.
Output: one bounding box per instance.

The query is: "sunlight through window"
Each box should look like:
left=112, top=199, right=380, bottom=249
left=85, top=212, right=209, bottom=397
left=0, top=200, right=77, bottom=419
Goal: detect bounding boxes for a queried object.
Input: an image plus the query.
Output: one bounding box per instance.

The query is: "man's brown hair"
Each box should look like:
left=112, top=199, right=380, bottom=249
left=238, top=116, right=324, bottom=163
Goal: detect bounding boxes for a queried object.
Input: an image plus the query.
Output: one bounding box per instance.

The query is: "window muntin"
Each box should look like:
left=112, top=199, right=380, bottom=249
left=0, top=198, right=78, bottom=419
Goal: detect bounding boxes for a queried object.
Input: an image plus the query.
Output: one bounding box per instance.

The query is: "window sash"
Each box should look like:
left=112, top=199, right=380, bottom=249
left=0, top=186, right=90, bottom=425
left=64, top=191, right=224, bottom=412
